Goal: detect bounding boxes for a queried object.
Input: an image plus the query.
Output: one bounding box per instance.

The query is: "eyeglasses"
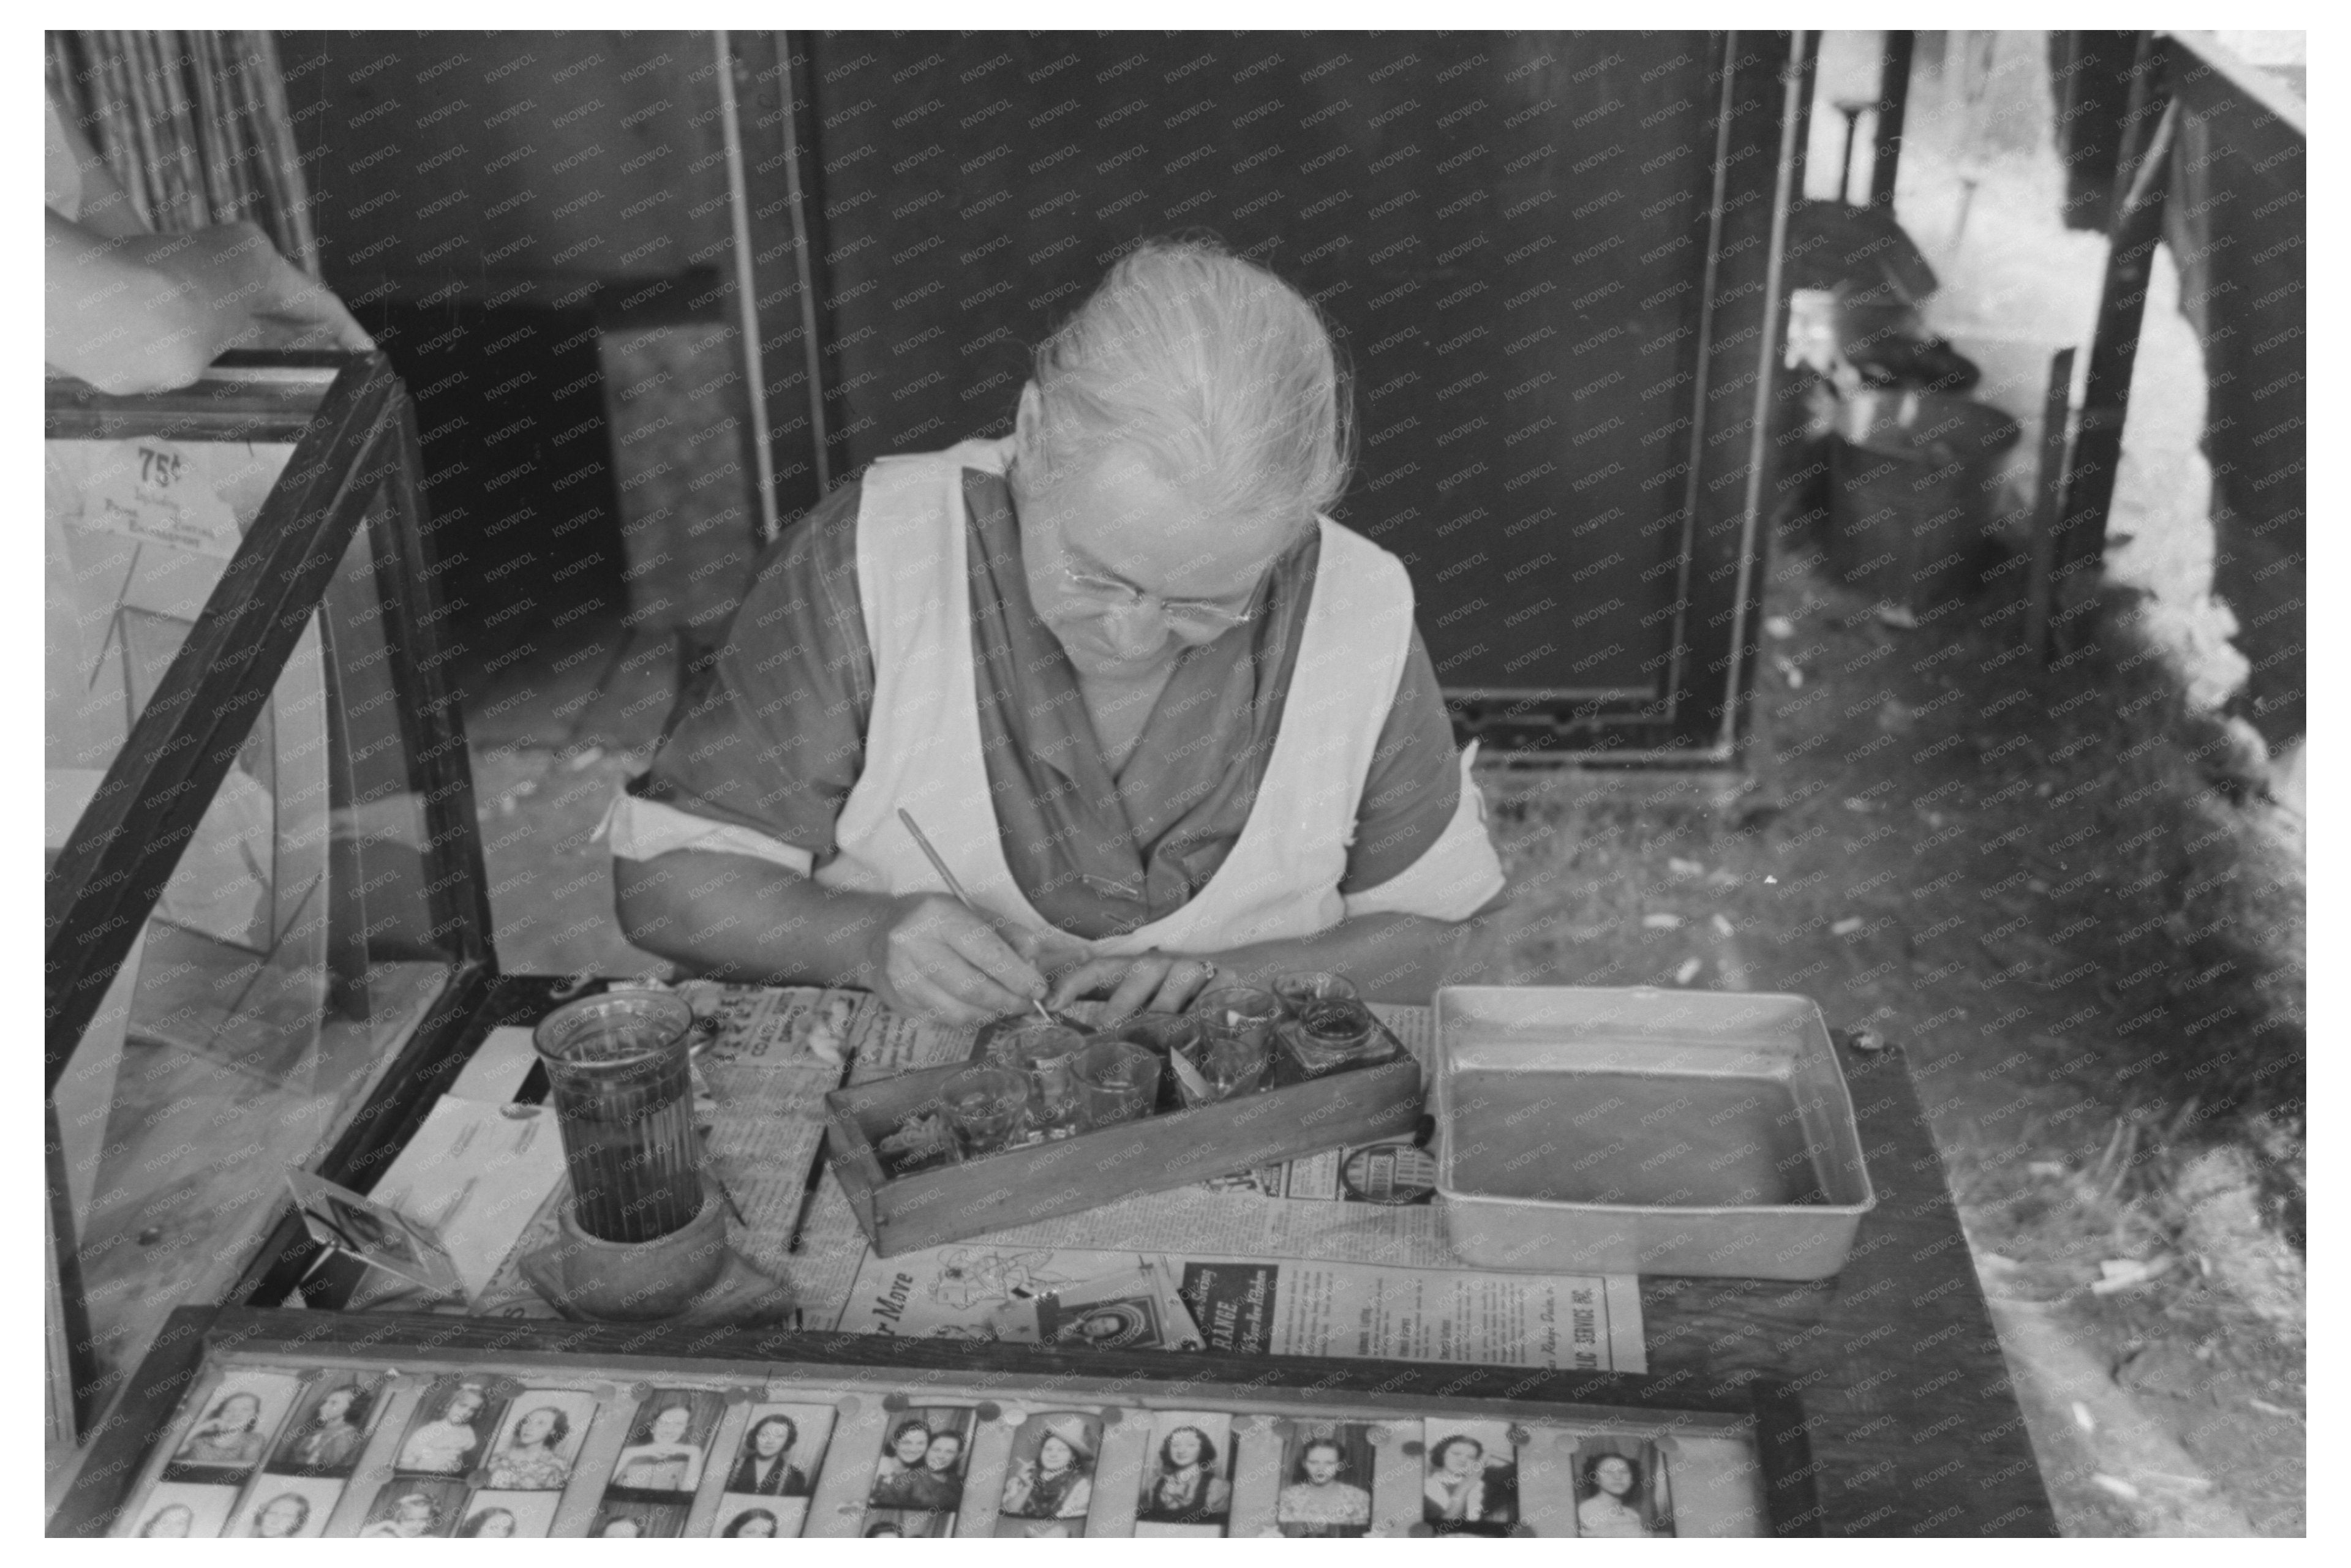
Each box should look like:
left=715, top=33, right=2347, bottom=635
left=1012, top=451, right=1264, bottom=640
left=1055, top=562, right=1257, bottom=639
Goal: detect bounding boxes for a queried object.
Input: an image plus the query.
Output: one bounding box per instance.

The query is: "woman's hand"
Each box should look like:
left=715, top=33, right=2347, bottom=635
left=145, top=220, right=374, bottom=354
left=1045, top=951, right=1222, bottom=1021
left=865, top=894, right=1053, bottom=1026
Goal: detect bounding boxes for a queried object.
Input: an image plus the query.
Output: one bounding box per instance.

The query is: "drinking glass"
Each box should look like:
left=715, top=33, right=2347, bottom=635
left=996, top=1022, right=1089, bottom=1133
left=1069, top=1039, right=1163, bottom=1130
left=939, top=1065, right=1033, bottom=1158
left=1271, top=971, right=1359, bottom=1018
left=1281, top=996, right=1396, bottom=1079
left=1189, top=986, right=1283, bottom=1055
left=1178, top=1027, right=1272, bottom=1106
left=532, top=991, right=705, bottom=1243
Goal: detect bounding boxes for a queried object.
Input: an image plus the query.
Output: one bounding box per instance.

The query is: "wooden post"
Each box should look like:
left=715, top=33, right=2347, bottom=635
left=1869, top=31, right=1915, bottom=208
left=2051, top=34, right=2174, bottom=653
left=1789, top=31, right=1822, bottom=199
left=2025, top=348, right=2077, bottom=663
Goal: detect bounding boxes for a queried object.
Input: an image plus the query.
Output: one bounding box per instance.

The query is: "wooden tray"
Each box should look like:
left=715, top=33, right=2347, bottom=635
left=51, top=1304, right=1821, bottom=1538
left=824, top=1037, right=1423, bottom=1257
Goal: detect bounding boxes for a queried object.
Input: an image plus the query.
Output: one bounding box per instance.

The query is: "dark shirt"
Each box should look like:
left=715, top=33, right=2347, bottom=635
left=629, top=466, right=1468, bottom=940
left=726, top=1454, right=809, bottom=1496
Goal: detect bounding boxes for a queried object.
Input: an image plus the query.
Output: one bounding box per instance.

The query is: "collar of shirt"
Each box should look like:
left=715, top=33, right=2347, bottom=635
left=960, top=467, right=1317, bottom=936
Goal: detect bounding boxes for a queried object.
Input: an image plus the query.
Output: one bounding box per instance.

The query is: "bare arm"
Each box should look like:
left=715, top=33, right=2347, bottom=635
left=1046, top=898, right=1510, bottom=1019
left=613, top=849, right=1067, bottom=1027
left=46, top=212, right=374, bottom=394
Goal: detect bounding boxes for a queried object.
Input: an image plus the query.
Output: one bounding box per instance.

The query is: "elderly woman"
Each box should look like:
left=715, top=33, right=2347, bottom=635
left=611, top=238, right=1505, bottom=1026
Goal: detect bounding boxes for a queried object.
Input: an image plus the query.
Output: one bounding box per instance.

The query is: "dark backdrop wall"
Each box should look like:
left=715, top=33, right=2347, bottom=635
left=277, top=30, right=1799, bottom=760
left=792, top=31, right=1794, bottom=757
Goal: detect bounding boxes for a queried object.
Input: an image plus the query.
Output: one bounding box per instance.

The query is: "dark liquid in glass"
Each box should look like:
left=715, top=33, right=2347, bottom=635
left=540, top=1013, right=705, bottom=1243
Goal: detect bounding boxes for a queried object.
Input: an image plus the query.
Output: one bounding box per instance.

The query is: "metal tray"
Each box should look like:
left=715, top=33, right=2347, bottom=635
left=1431, top=986, right=1876, bottom=1280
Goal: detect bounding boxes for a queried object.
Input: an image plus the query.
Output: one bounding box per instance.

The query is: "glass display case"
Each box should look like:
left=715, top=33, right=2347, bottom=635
left=45, top=354, right=494, bottom=1444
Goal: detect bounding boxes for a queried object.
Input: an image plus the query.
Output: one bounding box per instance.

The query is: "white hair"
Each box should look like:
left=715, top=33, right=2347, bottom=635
left=1028, top=237, right=1354, bottom=546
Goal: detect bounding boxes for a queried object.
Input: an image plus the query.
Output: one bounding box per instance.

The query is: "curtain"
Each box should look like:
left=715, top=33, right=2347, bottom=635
left=45, top=30, right=319, bottom=274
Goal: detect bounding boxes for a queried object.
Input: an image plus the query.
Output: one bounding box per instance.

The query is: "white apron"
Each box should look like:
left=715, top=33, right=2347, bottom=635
left=814, top=437, right=1418, bottom=956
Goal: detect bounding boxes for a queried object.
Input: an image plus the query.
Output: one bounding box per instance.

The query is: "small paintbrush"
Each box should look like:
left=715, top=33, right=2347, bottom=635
left=898, top=808, right=1058, bottom=1024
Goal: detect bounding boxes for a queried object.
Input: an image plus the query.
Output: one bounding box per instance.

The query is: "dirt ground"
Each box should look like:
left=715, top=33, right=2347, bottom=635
left=1464, top=540, right=2304, bottom=1534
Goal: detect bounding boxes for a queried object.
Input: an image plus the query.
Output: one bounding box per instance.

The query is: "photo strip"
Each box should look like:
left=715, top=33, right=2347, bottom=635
left=265, top=1373, right=387, bottom=1477
left=235, top=1476, right=340, bottom=1538
left=478, top=1388, right=599, bottom=1491
left=862, top=1509, right=954, bottom=1538
left=722, top=1401, right=836, bottom=1498
left=453, top=1490, right=561, bottom=1538
left=604, top=1387, right=725, bottom=1495
left=1269, top=1419, right=1376, bottom=1539
left=162, top=1368, right=301, bottom=1482
left=589, top=1501, right=686, bottom=1537
left=357, top=1477, right=467, bottom=1538
left=1571, top=1436, right=1676, bottom=1538
left=866, top=1406, right=976, bottom=1531
left=715, top=1502, right=794, bottom=1538
left=124, top=1482, right=237, bottom=1539
left=995, top=1410, right=1104, bottom=1537
left=1134, top=1411, right=1236, bottom=1537
left=393, top=1377, right=508, bottom=1477
left=1418, top=1418, right=1520, bottom=1536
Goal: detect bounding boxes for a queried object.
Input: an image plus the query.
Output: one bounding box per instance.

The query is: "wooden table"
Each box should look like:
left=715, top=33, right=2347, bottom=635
left=215, top=978, right=2056, bottom=1537
left=1633, top=1037, right=2055, bottom=1535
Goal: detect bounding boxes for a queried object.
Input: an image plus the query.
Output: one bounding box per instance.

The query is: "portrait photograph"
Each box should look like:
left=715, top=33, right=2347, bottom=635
left=590, top=1501, right=687, bottom=1538
left=1134, top=1410, right=1236, bottom=1537
left=995, top=1410, right=1102, bottom=1537
left=452, top=1489, right=560, bottom=1538
left=867, top=1405, right=976, bottom=1515
left=266, top=1373, right=387, bottom=1477
left=1571, top=1437, right=1676, bottom=1539
left=356, top=1477, right=467, bottom=1539
left=712, top=1500, right=802, bottom=1539
left=1419, top=1418, right=1520, bottom=1536
left=236, top=1476, right=340, bottom=1539
left=604, top=1387, right=724, bottom=1495
left=392, top=1377, right=508, bottom=1477
left=122, top=1482, right=237, bottom=1539
left=1034, top=1293, right=1164, bottom=1350
left=1271, top=1419, right=1376, bottom=1539
left=480, top=1388, right=599, bottom=1491
left=162, top=1368, right=300, bottom=1480
left=723, top=1401, right=836, bottom=1499
left=862, top=1508, right=954, bottom=1539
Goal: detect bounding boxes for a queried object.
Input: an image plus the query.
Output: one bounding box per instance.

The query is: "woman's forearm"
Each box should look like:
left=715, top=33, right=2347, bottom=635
left=45, top=212, right=219, bottom=392
left=1206, top=907, right=1502, bottom=1004
left=613, top=849, right=898, bottom=987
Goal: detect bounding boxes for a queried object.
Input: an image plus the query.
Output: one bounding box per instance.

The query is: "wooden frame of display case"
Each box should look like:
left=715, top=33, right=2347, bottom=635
left=51, top=1305, right=1822, bottom=1539
left=43, top=353, right=497, bottom=1441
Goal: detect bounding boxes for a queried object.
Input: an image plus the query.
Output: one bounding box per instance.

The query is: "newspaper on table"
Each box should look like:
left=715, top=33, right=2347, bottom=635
left=371, top=986, right=1646, bottom=1372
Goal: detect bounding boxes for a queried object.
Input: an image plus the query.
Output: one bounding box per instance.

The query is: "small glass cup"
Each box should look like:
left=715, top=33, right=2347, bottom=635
left=1190, top=986, right=1284, bottom=1054
left=1069, top=1039, right=1164, bottom=1130
left=939, top=1064, right=1033, bottom=1158
left=1271, top=971, right=1360, bottom=1018
left=998, top=1022, right=1089, bottom=1133
left=1281, top=996, right=1394, bottom=1079
left=1179, top=1027, right=1273, bottom=1106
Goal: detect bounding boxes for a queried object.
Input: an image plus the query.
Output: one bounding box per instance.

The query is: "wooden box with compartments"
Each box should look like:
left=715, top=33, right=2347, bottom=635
left=823, top=1021, right=1423, bottom=1258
